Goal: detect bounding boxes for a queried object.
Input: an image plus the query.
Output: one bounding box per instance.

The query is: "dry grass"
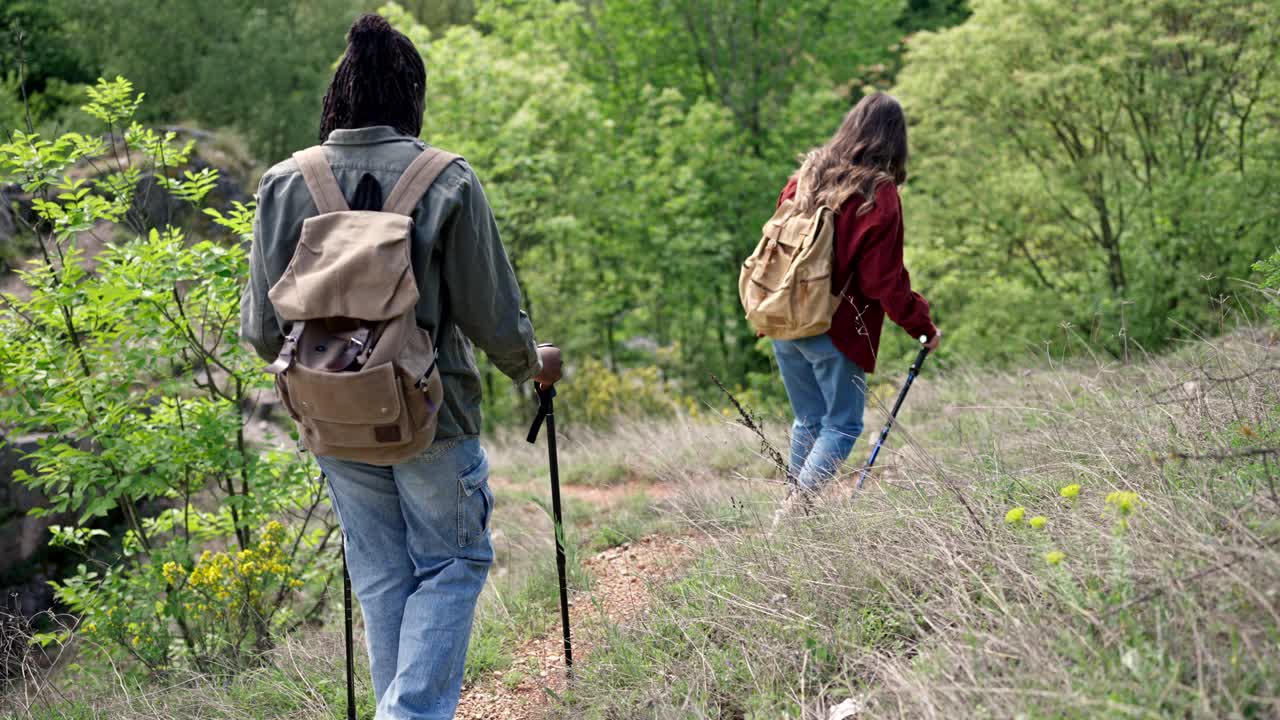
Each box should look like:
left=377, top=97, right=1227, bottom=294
left=9, top=330, right=1277, bottom=719
left=0, top=623, right=370, bottom=719
left=559, top=330, right=1280, bottom=719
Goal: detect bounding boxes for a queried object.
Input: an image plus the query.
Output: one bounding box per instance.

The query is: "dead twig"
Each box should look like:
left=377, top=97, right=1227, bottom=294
left=710, top=373, right=788, bottom=480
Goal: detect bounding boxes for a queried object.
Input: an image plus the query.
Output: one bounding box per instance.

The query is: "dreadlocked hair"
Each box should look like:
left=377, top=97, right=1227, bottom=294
left=319, top=14, right=426, bottom=142
left=793, top=92, right=909, bottom=217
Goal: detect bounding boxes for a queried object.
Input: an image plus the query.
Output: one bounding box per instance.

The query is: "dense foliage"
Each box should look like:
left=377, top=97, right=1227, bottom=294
left=6, top=1, right=1276, bottom=413
left=897, top=0, right=1280, bottom=359
left=396, top=0, right=1279, bottom=419
left=0, top=80, right=335, bottom=671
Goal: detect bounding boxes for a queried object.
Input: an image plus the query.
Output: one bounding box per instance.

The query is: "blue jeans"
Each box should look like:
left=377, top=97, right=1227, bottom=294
left=318, top=438, right=494, bottom=720
left=773, top=334, right=867, bottom=492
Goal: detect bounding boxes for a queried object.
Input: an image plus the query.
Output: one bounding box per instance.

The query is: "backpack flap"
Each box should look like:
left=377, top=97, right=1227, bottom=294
left=268, top=211, right=419, bottom=322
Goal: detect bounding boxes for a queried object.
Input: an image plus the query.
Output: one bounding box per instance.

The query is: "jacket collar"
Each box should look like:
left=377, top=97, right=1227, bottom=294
left=323, top=126, right=420, bottom=146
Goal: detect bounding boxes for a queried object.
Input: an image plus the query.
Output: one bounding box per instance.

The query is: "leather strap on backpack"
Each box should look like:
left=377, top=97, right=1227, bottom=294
left=293, top=147, right=350, bottom=214
left=266, top=320, right=306, bottom=375
left=383, top=147, right=461, bottom=216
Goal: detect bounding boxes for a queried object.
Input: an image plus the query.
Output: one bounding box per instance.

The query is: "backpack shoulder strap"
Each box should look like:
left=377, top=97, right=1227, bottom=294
left=383, top=147, right=461, bottom=217
left=292, top=146, right=349, bottom=214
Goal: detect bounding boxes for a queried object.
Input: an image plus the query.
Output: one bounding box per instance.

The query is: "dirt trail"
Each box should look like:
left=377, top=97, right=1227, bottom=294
left=455, top=534, right=692, bottom=720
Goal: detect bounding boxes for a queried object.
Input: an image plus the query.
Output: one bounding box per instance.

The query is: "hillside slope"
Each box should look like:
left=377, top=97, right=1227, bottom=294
left=559, top=330, right=1280, bottom=719
left=5, top=330, right=1276, bottom=720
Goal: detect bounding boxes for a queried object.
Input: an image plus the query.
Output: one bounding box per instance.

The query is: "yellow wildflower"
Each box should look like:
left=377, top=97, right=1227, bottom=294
left=161, top=561, right=183, bottom=585
left=1044, top=550, right=1066, bottom=566
left=1004, top=507, right=1026, bottom=524
left=1060, top=484, right=1081, bottom=499
left=263, top=520, right=286, bottom=544
left=1105, top=490, right=1139, bottom=516
left=1029, top=516, right=1047, bottom=530
left=131, top=635, right=140, bottom=646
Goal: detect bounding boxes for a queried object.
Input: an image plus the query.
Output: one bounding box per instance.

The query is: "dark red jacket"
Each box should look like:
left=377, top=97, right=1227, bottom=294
left=778, top=178, right=935, bottom=374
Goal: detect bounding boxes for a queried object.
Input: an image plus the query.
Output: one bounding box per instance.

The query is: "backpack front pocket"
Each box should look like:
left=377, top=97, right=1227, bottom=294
left=285, top=361, right=412, bottom=449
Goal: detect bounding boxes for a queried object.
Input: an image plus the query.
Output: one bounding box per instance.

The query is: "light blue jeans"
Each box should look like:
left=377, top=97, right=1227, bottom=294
left=318, top=438, right=494, bottom=720
left=773, top=334, right=867, bottom=492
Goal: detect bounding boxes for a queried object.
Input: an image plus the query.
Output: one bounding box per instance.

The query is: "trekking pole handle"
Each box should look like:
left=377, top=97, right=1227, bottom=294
left=527, top=384, right=557, bottom=444
left=910, top=335, right=931, bottom=375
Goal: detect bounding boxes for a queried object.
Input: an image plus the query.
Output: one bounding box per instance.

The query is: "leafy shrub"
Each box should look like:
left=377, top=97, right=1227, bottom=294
left=557, top=358, right=688, bottom=427
left=0, top=78, right=333, bottom=675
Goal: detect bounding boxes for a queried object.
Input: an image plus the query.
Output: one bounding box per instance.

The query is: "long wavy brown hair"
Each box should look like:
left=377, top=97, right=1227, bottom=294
left=793, top=92, right=908, bottom=216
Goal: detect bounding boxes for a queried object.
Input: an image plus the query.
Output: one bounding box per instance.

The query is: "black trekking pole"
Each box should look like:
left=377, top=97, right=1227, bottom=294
left=341, top=534, right=357, bottom=720
left=856, top=336, right=931, bottom=490
left=320, top=471, right=357, bottom=720
left=527, top=383, right=573, bottom=677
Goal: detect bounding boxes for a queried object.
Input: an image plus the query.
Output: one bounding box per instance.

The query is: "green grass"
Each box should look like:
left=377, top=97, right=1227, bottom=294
left=584, top=492, right=667, bottom=552
left=556, top=332, right=1280, bottom=719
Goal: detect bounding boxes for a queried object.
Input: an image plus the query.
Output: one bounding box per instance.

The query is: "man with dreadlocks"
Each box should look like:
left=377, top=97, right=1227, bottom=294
left=240, top=13, right=561, bottom=720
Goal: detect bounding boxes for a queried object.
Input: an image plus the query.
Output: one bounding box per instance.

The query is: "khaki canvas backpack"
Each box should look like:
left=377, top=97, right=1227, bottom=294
left=264, top=145, right=457, bottom=465
left=738, top=178, right=840, bottom=340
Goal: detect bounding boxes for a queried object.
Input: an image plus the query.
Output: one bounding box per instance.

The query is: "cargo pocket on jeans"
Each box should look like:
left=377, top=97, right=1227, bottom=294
left=456, top=445, right=492, bottom=548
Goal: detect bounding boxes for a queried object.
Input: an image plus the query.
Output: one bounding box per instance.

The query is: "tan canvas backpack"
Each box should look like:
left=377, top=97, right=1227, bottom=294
left=264, top=145, right=457, bottom=465
left=738, top=178, right=840, bottom=340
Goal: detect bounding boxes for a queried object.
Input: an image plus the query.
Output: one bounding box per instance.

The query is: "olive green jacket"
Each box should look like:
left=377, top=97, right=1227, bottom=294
left=240, top=125, right=540, bottom=442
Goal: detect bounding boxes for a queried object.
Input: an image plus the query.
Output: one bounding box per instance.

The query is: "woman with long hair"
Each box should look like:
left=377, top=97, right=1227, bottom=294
left=773, top=92, right=940, bottom=504
left=241, top=14, right=560, bottom=719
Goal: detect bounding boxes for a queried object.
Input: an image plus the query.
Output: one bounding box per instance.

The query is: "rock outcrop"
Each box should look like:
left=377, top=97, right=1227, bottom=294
left=0, top=435, right=69, bottom=619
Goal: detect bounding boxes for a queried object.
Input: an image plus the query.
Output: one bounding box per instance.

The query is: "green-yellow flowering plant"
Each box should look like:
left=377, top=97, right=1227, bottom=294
left=1105, top=490, right=1141, bottom=531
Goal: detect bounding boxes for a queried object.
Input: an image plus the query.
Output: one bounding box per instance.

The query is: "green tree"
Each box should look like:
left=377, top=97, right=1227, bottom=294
left=895, top=0, right=1280, bottom=360
left=1, top=0, right=93, bottom=93
left=572, top=0, right=900, bottom=148
left=398, top=0, right=475, bottom=28
left=64, top=0, right=359, bottom=159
